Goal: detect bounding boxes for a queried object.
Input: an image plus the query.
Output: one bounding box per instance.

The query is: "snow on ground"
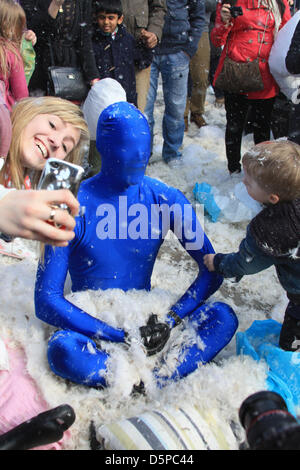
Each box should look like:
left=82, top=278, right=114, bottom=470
left=0, top=85, right=286, bottom=449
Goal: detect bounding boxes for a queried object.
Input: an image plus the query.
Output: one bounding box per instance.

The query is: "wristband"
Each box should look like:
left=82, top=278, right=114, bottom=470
left=168, top=310, right=183, bottom=326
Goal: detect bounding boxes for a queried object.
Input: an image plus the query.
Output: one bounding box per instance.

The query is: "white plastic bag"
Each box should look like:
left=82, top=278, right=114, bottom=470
left=269, top=11, right=300, bottom=102
left=0, top=337, right=9, bottom=371
left=213, top=182, right=262, bottom=223
left=82, top=78, right=126, bottom=140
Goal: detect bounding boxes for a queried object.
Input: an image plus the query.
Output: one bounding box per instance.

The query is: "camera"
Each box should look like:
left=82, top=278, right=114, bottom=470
left=230, top=6, right=243, bottom=17
left=37, top=158, right=84, bottom=214
left=239, top=391, right=300, bottom=450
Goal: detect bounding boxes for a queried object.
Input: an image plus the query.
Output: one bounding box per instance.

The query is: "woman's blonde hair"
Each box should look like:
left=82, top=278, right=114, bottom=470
left=0, top=0, right=26, bottom=78
left=0, top=96, right=90, bottom=189
left=242, top=140, right=300, bottom=201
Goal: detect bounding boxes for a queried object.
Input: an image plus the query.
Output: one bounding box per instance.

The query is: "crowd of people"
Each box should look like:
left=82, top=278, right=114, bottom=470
left=0, top=0, right=299, bottom=450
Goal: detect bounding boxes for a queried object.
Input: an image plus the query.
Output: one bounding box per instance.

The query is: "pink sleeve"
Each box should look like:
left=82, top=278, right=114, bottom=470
left=0, top=104, right=12, bottom=158
left=0, top=340, right=71, bottom=450
left=8, top=50, right=29, bottom=102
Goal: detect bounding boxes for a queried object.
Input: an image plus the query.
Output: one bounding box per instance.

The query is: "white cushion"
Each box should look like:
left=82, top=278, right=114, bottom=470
left=96, top=403, right=238, bottom=450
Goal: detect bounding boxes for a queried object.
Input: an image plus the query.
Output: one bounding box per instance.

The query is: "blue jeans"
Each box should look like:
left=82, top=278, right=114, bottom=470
left=145, top=51, right=190, bottom=162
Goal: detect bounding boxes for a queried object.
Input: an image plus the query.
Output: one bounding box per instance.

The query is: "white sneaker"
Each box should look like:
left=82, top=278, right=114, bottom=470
left=0, top=238, right=37, bottom=260
left=230, top=169, right=243, bottom=180
left=167, top=158, right=184, bottom=169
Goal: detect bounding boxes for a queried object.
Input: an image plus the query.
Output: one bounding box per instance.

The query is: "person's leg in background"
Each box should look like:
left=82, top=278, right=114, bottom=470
left=184, top=73, right=193, bottom=132
left=250, top=97, right=276, bottom=144
left=160, top=51, right=190, bottom=163
left=209, top=41, right=224, bottom=107
left=135, top=66, right=152, bottom=114
left=288, top=101, right=300, bottom=145
left=144, top=56, right=161, bottom=152
left=224, top=92, right=249, bottom=174
left=184, top=32, right=210, bottom=130
left=270, top=93, right=291, bottom=140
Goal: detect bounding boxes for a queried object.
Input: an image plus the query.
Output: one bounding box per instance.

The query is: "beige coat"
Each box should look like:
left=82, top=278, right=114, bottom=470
left=121, top=0, right=167, bottom=41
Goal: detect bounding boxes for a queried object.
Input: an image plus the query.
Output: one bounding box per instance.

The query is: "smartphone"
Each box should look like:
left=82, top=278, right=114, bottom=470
left=37, top=158, right=84, bottom=213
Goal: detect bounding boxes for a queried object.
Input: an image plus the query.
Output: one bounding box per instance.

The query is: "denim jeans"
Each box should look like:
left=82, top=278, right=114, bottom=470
left=145, top=51, right=190, bottom=162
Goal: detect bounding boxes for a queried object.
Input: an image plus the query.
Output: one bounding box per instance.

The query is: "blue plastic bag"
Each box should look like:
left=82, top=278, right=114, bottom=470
left=193, top=182, right=221, bottom=223
left=236, top=319, right=300, bottom=416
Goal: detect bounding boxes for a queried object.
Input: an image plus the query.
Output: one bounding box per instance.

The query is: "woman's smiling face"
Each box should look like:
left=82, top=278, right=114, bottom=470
left=20, top=114, right=81, bottom=171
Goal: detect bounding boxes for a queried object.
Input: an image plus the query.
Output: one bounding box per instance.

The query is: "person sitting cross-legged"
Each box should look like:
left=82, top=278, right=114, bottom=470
left=34, top=102, right=238, bottom=389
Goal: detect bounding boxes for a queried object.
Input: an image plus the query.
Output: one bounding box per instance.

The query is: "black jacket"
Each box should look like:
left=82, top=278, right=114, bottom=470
left=92, top=24, right=152, bottom=105
left=286, top=19, right=300, bottom=75
left=21, top=0, right=99, bottom=92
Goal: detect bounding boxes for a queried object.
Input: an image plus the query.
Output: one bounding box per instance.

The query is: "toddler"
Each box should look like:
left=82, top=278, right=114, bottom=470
left=204, top=140, right=300, bottom=351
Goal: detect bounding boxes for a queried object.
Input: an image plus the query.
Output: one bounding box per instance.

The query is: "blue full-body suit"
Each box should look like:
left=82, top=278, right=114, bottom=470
left=34, top=102, right=238, bottom=387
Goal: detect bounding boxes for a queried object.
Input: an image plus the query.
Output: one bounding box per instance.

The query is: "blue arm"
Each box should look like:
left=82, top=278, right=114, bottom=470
left=34, top=243, right=125, bottom=343
left=166, top=190, right=223, bottom=326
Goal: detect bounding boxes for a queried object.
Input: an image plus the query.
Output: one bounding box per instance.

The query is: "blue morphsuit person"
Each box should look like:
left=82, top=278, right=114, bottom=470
left=34, top=102, right=238, bottom=388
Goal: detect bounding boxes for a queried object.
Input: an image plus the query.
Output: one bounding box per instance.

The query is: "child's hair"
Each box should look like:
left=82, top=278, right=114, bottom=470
left=0, top=96, right=90, bottom=189
left=94, top=0, right=123, bottom=17
left=242, top=140, right=300, bottom=201
left=0, top=0, right=26, bottom=79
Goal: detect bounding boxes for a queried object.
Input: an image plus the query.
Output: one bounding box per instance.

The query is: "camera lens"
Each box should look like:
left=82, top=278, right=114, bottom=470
left=239, top=391, right=300, bottom=450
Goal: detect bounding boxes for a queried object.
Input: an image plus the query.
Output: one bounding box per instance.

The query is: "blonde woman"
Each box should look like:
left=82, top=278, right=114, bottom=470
left=0, top=96, right=89, bottom=190
left=0, top=0, right=28, bottom=110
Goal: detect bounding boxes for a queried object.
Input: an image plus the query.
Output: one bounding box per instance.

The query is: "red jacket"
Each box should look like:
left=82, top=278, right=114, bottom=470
left=211, top=0, right=291, bottom=99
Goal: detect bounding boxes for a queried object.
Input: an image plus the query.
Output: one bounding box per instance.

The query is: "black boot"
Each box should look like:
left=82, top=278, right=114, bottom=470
left=279, top=308, right=300, bottom=351
left=0, top=404, right=75, bottom=450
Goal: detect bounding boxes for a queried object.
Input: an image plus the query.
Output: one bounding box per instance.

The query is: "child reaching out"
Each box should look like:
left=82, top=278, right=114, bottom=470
left=0, top=0, right=28, bottom=110
left=204, top=140, right=300, bottom=352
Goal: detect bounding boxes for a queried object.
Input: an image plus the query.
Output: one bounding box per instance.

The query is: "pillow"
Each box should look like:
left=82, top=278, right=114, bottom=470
left=96, top=403, right=238, bottom=450
left=82, top=78, right=126, bottom=141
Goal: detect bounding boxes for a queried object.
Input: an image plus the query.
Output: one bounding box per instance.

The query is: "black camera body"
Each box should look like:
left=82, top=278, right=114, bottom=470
left=230, top=6, right=243, bottom=17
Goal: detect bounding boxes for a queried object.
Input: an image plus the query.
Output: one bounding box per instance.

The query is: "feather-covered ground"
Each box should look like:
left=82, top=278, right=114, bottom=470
left=0, top=86, right=286, bottom=449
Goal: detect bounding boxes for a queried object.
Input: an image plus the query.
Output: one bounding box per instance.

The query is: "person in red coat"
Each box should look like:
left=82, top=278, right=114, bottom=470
left=211, top=0, right=291, bottom=174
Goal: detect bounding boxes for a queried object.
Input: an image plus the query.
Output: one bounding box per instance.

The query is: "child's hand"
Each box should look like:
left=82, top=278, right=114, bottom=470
left=204, top=254, right=216, bottom=272
left=24, top=30, right=37, bottom=46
